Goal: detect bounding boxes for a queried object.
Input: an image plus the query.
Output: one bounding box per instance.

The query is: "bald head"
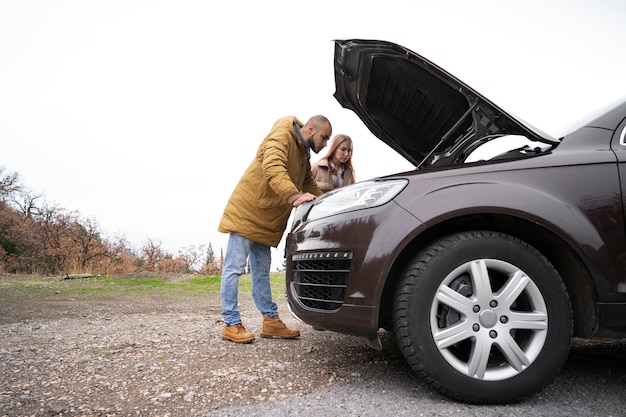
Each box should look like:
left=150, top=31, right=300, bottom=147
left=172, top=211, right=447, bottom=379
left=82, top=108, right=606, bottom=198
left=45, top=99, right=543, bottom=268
left=306, top=115, right=331, bottom=131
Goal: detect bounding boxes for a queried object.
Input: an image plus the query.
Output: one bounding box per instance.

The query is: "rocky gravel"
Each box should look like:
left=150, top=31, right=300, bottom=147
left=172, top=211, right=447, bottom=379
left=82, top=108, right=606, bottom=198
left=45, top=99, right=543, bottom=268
left=2, top=280, right=626, bottom=417
left=0, top=291, right=405, bottom=417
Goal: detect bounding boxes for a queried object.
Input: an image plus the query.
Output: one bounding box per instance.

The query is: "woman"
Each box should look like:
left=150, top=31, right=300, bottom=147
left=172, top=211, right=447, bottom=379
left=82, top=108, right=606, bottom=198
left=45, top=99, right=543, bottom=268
left=311, top=134, right=356, bottom=192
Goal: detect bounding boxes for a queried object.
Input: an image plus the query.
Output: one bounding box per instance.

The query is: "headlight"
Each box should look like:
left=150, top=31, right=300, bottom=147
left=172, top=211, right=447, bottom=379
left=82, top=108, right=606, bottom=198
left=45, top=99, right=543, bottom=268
left=306, top=179, right=408, bottom=222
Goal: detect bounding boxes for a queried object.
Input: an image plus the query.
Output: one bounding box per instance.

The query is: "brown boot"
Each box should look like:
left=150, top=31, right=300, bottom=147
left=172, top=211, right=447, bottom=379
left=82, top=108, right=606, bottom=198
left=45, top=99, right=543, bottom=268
left=260, top=317, right=301, bottom=339
left=222, top=323, right=255, bottom=343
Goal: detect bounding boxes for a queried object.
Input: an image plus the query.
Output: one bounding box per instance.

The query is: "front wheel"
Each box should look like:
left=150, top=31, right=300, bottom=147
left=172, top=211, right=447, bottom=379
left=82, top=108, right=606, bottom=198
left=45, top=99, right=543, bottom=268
left=393, top=231, right=572, bottom=404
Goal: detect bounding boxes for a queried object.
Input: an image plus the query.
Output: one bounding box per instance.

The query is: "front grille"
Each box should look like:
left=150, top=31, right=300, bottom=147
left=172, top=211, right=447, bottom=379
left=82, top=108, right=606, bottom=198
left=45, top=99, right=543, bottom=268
left=291, top=251, right=352, bottom=311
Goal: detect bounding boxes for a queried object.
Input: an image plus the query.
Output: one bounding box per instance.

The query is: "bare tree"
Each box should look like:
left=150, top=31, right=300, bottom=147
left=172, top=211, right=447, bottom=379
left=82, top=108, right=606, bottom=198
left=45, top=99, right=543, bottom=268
left=0, top=166, right=21, bottom=200
left=177, top=244, right=206, bottom=272
left=141, top=238, right=166, bottom=271
left=69, top=216, right=109, bottom=272
left=33, top=203, right=75, bottom=274
left=12, top=190, right=42, bottom=218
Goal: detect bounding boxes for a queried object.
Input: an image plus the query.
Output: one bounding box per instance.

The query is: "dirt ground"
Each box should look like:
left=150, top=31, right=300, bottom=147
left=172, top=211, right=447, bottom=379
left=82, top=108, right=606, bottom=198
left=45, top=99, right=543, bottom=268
left=4, top=276, right=626, bottom=417
left=0, top=285, right=405, bottom=417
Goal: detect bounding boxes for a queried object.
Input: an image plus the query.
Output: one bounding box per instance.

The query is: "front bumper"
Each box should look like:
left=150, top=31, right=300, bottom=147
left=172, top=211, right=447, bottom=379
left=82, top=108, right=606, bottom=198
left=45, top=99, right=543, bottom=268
left=284, top=202, right=422, bottom=340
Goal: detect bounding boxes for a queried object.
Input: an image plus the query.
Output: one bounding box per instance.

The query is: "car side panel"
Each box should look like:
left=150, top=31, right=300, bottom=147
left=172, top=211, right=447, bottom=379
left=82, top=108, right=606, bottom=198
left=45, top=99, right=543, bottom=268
left=395, top=148, right=626, bottom=303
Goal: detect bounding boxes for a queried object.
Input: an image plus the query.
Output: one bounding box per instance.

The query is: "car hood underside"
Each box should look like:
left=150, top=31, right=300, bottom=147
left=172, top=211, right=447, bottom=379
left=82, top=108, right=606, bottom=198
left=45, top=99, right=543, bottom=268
left=333, top=39, right=556, bottom=168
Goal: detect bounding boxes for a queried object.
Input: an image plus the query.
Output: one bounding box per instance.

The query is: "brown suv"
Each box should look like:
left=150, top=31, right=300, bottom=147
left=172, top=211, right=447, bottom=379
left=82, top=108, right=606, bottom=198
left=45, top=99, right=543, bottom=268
left=285, top=39, right=626, bottom=404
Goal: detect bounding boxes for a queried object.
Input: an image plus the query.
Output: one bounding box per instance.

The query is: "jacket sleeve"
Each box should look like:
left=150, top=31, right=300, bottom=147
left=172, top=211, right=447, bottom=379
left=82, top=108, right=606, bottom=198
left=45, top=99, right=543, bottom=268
left=260, top=132, right=301, bottom=205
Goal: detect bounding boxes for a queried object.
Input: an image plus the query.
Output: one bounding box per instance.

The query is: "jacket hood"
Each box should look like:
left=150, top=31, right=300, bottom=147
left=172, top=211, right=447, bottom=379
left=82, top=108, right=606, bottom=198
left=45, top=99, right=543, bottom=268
left=333, top=39, right=557, bottom=168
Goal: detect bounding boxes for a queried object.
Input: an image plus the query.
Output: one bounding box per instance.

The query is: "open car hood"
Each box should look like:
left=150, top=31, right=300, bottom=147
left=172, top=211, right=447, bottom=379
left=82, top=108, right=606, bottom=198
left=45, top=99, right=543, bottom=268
left=333, top=39, right=557, bottom=168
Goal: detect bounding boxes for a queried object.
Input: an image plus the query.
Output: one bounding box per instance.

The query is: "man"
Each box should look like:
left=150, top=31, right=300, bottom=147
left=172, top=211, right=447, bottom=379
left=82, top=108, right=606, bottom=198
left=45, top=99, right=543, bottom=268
left=217, top=115, right=331, bottom=343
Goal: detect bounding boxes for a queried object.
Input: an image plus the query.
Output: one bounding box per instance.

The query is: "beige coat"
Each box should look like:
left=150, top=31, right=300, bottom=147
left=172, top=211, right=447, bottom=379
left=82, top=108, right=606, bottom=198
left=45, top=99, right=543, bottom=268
left=218, top=116, right=323, bottom=247
left=311, top=158, right=355, bottom=192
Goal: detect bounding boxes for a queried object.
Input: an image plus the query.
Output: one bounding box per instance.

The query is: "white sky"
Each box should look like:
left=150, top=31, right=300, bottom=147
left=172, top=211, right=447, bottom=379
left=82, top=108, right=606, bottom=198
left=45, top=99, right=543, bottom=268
left=1, top=0, right=625, bottom=270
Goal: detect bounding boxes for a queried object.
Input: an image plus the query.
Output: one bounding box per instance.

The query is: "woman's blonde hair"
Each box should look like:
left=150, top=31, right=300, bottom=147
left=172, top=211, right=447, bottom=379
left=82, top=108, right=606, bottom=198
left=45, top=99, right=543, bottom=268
left=320, top=134, right=355, bottom=183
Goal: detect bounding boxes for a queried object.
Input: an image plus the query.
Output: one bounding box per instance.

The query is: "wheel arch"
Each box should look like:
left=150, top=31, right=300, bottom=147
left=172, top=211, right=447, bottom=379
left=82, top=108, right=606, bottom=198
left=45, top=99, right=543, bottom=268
left=378, top=213, right=598, bottom=337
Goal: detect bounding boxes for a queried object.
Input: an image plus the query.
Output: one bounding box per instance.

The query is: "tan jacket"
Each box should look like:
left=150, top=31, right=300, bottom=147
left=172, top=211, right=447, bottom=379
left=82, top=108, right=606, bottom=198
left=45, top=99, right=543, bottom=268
left=218, top=116, right=323, bottom=247
left=311, top=158, right=355, bottom=192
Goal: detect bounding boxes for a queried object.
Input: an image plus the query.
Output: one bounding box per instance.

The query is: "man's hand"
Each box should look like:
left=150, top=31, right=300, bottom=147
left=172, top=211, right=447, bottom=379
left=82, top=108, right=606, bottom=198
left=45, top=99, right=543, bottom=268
left=292, top=192, right=317, bottom=208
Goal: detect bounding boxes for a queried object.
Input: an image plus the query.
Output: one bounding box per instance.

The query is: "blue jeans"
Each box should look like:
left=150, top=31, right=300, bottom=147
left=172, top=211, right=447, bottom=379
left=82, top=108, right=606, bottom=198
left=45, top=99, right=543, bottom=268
left=220, top=233, right=278, bottom=326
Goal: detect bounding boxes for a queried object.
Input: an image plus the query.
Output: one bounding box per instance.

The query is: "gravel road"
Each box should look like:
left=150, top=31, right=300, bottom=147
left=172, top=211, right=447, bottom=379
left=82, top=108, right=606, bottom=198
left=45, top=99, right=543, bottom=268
left=1, top=287, right=625, bottom=417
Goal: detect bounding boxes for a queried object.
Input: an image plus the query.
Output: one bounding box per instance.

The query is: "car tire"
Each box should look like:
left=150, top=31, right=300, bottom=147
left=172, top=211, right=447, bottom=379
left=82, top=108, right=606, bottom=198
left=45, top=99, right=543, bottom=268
left=393, top=231, right=572, bottom=404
